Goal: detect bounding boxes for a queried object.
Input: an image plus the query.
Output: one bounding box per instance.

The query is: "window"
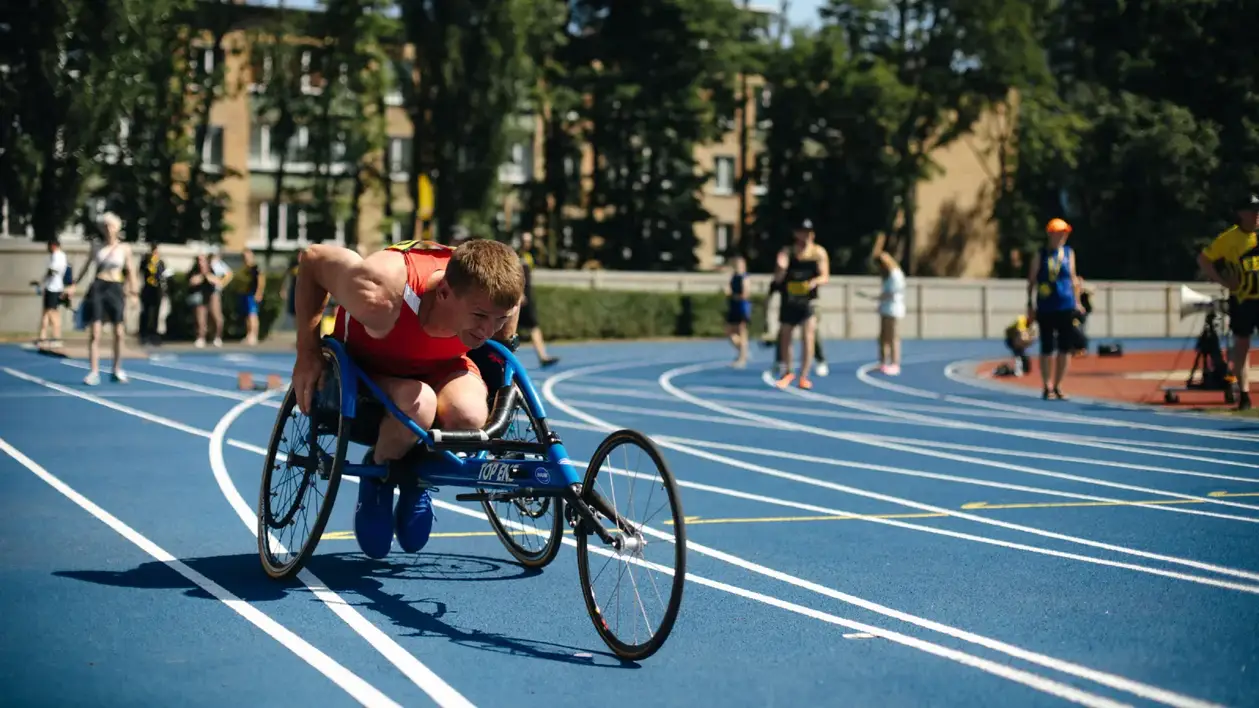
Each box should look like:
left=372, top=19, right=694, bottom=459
left=499, top=140, right=532, bottom=184
left=202, top=125, right=223, bottom=169
left=300, top=49, right=324, bottom=94
left=713, top=156, right=735, bottom=194
left=388, top=137, right=412, bottom=178
left=252, top=201, right=345, bottom=249
left=714, top=222, right=733, bottom=262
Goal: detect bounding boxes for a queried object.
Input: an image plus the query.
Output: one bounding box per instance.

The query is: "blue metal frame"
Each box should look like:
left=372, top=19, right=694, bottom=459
left=320, top=336, right=583, bottom=494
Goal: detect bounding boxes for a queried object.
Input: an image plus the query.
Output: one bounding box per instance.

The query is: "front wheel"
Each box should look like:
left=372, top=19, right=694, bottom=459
left=575, top=429, right=686, bottom=661
left=257, top=349, right=347, bottom=580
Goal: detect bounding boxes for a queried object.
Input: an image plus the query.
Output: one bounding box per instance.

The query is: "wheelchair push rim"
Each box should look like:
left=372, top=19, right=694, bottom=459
left=257, top=352, right=347, bottom=580
left=574, top=429, right=686, bottom=661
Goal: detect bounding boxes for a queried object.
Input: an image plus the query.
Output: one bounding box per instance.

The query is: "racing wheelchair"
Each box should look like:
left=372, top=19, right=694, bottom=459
left=255, top=336, right=687, bottom=661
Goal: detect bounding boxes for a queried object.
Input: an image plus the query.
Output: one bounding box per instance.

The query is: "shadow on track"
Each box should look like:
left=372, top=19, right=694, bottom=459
left=56, top=551, right=639, bottom=670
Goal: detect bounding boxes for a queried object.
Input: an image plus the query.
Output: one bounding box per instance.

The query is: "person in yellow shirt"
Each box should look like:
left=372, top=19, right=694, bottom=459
left=1004, top=314, right=1037, bottom=376
left=1196, top=191, right=1259, bottom=410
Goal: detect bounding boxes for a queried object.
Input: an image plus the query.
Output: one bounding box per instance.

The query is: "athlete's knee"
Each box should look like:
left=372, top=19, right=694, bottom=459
left=436, top=377, right=489, bottom=430
left=385, top=378, right=437, bottom=428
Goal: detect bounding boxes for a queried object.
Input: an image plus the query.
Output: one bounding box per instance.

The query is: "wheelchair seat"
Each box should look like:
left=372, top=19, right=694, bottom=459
left=345, top=343, right=509, bottom=448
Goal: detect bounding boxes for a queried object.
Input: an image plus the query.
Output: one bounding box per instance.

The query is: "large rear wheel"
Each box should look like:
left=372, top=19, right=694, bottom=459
left=257, top=350, right=347, bottom=580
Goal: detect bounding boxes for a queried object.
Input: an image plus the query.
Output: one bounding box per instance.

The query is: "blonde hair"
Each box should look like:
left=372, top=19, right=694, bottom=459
left=445, top=238, right=525, bottom=309
left=100, top=212, right=122, bottom=233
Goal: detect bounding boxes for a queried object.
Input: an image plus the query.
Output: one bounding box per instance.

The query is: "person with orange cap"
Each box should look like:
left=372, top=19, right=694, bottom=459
left=1026, top=217, right=1084, bottom=399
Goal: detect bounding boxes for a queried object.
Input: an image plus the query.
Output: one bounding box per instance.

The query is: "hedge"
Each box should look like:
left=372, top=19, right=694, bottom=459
left=159, top=271, right=766, bottom=343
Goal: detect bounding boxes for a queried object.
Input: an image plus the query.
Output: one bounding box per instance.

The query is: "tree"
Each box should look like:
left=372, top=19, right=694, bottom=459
left=0, top=0, right=167, bottom=241
left=821, top=0, right=1049, bottom=274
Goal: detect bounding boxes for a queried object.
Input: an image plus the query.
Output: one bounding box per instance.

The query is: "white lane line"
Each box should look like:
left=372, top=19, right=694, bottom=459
left=567, top=377, right=1259, bottom=583
left=567, top=399, right=1259, bottom=487
left=673, top=369, right=1259, bottom=520
left=548, top=412, right=1259, bottom=531
left=0, top=436, right=402, bottom=708
left=18, top=363, right=1135, bottom=708
left=60, top=360, right=284, bottom=409
left=594, top=459, right=1259, bottom=594
left=540, top=364, right=1223, bottom=708
left=1, top=368, right=475, bottom=708
left=780, top=373, right=1259, bottom=471
left=858, top=360, right=1259, bottom=443
left=212, top=393, right=477, bottom=708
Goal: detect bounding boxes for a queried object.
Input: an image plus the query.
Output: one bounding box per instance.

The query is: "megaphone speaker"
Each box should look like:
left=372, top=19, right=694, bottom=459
left=1179, top=284, right=1217, bottom=319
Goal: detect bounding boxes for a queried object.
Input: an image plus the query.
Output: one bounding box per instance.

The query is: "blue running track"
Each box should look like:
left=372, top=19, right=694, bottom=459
left=2, top=337, right=1257, bottom=708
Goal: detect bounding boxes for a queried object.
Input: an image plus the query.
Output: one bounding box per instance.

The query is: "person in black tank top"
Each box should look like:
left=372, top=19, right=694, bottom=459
left=772, top=219, right=829, bottom=389
left=723, top=255, right=751, bottom=367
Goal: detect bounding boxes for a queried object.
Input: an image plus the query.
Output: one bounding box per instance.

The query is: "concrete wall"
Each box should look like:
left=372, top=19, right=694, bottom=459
left=531, top=268, right=1226, bottom=341
left=0, top=236, right=1225, bottom=340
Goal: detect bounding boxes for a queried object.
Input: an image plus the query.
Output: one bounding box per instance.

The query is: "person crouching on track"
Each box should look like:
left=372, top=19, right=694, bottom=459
left=290, top=238, right=525, bottom=559
left=1027, top=217, right=1084, bottom=400
left=1004, top=315, right=1036, bottom=376
left=773, top=219, right=829, bottom=389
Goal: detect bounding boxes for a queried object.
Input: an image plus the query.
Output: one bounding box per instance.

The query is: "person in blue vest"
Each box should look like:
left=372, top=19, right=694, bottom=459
left=723, top=254, right=751, bottom=367
left=1026, top=217, right=1084, bottom=400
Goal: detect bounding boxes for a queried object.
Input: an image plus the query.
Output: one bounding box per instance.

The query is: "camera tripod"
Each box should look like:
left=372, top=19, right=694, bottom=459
left=1162, top=301, right=1238, bottom=404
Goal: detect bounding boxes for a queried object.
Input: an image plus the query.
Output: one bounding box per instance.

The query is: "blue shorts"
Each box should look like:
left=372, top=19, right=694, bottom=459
left=726, top=299, right=752, bottom=325
left=240, top=294, right=259, bottom=317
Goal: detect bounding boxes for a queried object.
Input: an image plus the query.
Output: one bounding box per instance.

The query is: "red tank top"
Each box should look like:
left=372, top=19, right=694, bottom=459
left=330, top=240, right=470, bottom=378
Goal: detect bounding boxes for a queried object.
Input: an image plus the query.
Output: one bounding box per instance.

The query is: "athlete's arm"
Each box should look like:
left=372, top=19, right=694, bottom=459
left=1069, top=251, right=1083, bottom=312
left=772, top=248, right=789, bottom=283
left=296, top=245, right=405, bottom=347
left=1025, top=254, right=1039, bottom=319
left=291, top=245, right=406, bottom=414
left=812, top=247, right=830, bottom=289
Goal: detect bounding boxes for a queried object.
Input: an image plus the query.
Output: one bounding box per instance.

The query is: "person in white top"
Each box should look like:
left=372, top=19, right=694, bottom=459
left=874, top=247, right=906, bottom=375
left=73, top=212, right=139, bottom=385
left=188, top=251, right=232, bottom=347
left=35, top=238, right=72, bottom=347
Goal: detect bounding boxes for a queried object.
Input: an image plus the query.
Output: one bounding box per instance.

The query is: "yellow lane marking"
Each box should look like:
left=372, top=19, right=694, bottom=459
left=665, top=512, right=946, bottom=526
left=319, top=490, right=1259, bottom=538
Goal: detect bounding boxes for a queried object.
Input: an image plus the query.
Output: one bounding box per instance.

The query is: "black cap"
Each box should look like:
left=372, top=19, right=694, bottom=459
left=1238, top=191, right=1259, bottom=212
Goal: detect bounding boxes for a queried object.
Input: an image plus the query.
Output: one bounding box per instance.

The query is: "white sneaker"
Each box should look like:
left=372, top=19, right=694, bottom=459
left=814, top=362, right=829, bottom=377
left=111, top=370, right=129, bottom=384
left=195, top=338, right=206, bottom=348
left=213, top=337, right=223, bottom=348
left=83, top=371, right=100, bottom=386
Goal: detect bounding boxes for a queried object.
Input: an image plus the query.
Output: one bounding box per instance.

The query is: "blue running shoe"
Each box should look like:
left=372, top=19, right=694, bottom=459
left=354, top=449, right=395, bottom=559
left=394, top=484, right=434, bottom=553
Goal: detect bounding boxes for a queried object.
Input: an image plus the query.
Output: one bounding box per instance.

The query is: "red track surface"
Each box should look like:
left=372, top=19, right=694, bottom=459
left=974, top=350, right=1251, bottom=409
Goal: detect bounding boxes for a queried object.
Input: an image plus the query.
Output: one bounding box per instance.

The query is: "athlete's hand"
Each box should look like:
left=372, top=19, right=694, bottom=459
left=292, top=344, right=326, bottom=416
left=1221, top=274, right=1241, bottom=292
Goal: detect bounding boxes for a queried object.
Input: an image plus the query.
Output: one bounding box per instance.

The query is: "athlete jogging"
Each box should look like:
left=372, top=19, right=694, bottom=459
left=290, top=238, right=525, bottom=558
left=1197, top=190, right=1259, bottom=411
left=773, top=219, right=829, bottom=389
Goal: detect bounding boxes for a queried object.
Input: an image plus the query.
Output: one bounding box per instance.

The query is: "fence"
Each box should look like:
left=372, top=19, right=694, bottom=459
left=0, top=236, right=1223, bottom=340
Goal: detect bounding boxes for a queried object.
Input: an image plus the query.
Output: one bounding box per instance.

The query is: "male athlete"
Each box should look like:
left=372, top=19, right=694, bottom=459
left=1197, top=191, right=1259, bottom=411
left=291, top=238, right=525, bottom=558
left=773, top=218, right=829, bottom=389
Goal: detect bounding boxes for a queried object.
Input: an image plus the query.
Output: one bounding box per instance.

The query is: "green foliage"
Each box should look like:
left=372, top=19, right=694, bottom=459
left=528, top=286, right=765, bottom=340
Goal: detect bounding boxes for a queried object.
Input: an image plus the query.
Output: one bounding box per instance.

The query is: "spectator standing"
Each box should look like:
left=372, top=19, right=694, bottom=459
left=516, top=232, right=559, bottom=368
left=874, top=248, right=906, bottom=375
left=723, top=255, right=751, bottom=368
left=1027, top=217, right=1084, bottom=400
left=73, top=212, right=138, bottom=385
left=35, top=238, right=71, bottom=348
left=240, top=248, right=264, bottom=345
left=138, top=243, right=170, bottom=346
left=1197, top=190, right=1259, bottom=411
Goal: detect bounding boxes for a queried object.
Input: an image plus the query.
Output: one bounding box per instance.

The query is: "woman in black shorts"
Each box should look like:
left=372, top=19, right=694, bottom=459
left=74, top=212, right=138, bottom=386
